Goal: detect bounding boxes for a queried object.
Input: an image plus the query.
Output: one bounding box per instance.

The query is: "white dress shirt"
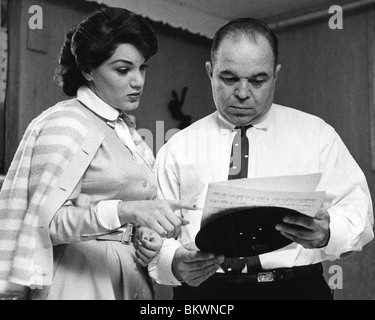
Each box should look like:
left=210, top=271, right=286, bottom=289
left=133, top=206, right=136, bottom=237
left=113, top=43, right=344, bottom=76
left=149, top=104, right=374, bottom=286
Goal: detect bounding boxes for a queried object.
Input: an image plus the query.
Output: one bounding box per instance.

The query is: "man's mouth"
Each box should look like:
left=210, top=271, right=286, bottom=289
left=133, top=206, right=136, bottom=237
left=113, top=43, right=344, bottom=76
left=127, top=92, right=142, bottom=101
left=230, top=106, right=253, bottom=111
left=128, top=92, right=142, bottom=97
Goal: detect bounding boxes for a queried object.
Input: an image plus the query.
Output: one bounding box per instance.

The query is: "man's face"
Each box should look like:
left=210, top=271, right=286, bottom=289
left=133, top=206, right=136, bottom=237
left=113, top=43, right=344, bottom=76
left=206, top=35, right=281, bottom=127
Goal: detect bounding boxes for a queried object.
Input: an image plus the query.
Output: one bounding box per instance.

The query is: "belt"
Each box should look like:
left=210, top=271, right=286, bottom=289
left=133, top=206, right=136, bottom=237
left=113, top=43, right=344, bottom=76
left=211, top=263, right=323, bottom=283
left=96, top=224, right=135, bottom=245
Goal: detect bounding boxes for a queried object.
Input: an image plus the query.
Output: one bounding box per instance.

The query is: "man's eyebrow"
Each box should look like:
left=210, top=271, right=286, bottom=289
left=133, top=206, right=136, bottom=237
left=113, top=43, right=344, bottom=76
left=219, top=70, right=238, bottom=76
left=219, top=70, right=270, bottom=79
left=252, top=72, right=269, bottom=78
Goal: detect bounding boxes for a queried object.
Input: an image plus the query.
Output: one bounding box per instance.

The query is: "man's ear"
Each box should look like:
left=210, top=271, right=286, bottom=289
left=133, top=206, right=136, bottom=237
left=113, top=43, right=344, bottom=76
left=205, top=61, right=213, bottom=80
left=274, top=64, right=282, bottom=81
left=82, top=70, right=93, bottom=82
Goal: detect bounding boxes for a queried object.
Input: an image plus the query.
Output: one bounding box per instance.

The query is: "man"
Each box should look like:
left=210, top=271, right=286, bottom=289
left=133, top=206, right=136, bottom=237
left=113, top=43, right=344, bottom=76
left=149, top=18, right=374, bottom=300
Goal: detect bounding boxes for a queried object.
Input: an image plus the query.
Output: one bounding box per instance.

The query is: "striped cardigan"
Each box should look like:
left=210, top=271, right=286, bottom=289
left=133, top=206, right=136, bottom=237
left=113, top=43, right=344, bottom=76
left=0, top=99, right=105, bottom=296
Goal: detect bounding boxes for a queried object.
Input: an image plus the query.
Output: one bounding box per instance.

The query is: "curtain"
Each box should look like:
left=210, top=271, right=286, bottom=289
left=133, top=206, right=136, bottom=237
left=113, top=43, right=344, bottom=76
left=0, top=0, right=7, bottom=177
left=83, top=0, right=226, bottom=39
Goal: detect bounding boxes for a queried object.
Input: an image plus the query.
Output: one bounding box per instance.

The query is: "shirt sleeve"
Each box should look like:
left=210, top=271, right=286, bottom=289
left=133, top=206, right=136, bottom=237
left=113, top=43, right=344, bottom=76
left=148, top=238, right=182, bottom=286
left=318, top=124, right=374, bottom=259
left=49, top=180, right=122, bottom=246
left=148, top=144, right=183, bottom=286
left=96, top=200, right=122, bottom=230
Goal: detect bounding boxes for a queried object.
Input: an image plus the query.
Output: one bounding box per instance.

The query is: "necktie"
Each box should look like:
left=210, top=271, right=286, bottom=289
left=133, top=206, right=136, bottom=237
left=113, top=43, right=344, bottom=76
left=228, top=126, right=251, bottom=180
left=112, top=114, right=155, bottom=170
left=115, top=117, right=137, bottom=154
left=221, top=126, right=262, bottom=274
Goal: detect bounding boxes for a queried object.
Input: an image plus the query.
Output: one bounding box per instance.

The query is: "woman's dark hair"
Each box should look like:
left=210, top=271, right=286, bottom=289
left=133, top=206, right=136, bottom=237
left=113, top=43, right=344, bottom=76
left=55, top=7, right=158, bottom=96
left=211, top=17, right=279, bottom=70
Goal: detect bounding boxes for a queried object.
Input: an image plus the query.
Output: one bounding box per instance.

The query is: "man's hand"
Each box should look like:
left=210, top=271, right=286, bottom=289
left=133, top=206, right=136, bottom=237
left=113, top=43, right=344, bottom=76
left=172, top=242, right=225, bottom=287
left=275, top=208, right=331, bottom=249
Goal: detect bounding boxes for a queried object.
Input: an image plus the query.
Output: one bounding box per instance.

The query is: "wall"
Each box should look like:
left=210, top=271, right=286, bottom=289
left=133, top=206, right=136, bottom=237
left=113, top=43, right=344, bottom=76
left=132, top=21, right=213, bottom=155
left=5, top=0, right=99, bottom=169
left=4, top=0, right=213, bottom=168
left=274, top=7, right=375, bottom=300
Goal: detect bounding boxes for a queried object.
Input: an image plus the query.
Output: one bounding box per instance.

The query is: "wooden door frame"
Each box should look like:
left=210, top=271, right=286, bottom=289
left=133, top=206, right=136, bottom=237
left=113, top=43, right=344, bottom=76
left=369, top=5, right=375, bottom=171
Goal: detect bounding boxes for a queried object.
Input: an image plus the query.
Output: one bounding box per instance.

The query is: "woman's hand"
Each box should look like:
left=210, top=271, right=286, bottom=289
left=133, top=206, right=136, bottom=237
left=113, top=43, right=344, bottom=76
left=118, top=200, right=197, bottom=239
left=133, top=227, right=163, bottom=267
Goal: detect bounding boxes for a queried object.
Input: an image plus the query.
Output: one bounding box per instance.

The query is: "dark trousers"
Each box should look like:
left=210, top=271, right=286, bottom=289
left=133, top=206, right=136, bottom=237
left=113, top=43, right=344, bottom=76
left=173, top=270, right=334, bottom=300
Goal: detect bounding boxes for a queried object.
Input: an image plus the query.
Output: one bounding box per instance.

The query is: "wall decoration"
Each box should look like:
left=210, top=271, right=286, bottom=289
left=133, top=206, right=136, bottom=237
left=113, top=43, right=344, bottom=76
left=0, top=27, right=7, bottom=105
left=0, top=0, right=7, bottom=175
left=168, top=87, right=192, bottom=130
left=0, top=0, right=7, bottom=28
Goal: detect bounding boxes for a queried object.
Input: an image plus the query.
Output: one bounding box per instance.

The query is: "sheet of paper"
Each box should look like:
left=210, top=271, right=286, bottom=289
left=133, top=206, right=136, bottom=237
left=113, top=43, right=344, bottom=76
left=201, top=174, right=325, bottom=228
left=215, top=173, right=322, bottom=193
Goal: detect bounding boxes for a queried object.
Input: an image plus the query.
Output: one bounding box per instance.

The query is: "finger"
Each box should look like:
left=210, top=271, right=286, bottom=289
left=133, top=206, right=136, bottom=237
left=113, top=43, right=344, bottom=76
left=156, top=215, right=178, bottom=239
left=185, top=242, right=199, bottom=251
left=185, top=256, right=225, bottom=272
left=148, top=221, right=167, bottom=238
left=280, top=231, right=302, bottom=245
left=324, top=192, right=336, bottom=203
left=137, top=246, right=156, bottom=260
left=187, top=264, right=223, bottom=287
left=282, top=215, right=315, bottom=229
left=276, top=223, right=314, bottom=241
left=138, top=228, right=164, bottom=247
left=163, top=213, right=183, bottom=239
left=168, top=200, right=198, bottom=212
left=180, top=250, right=217, bottom=263
left=135, top=226, right=149, bottom=239
left=136, top=249, right=154, bottom=263
left=315, top=208, right=330, bottom=221
left=280, top=231, right=314, bottom=249
left=140, top=239, right=161, bottom=252
left=135, top=251, right=150, bottom=267
left=133, top=240, right=140, bottom=251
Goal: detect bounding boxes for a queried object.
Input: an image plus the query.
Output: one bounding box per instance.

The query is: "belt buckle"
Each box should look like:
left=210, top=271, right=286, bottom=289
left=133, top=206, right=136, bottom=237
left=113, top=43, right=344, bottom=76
left=121, top=224, right=134, bottom=245
left=257, top=269, right=294, bottom=283
left=257, top=272, right=275, bottom=283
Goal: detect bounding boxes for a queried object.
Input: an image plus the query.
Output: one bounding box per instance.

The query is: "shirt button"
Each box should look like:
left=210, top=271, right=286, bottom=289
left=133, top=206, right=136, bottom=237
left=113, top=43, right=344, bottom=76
left=143, top=180, right=148, bottom=188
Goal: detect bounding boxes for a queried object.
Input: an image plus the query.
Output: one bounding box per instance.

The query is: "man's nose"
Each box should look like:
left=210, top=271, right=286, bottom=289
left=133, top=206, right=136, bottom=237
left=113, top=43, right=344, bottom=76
left=235, top=81, right=251, bottom=100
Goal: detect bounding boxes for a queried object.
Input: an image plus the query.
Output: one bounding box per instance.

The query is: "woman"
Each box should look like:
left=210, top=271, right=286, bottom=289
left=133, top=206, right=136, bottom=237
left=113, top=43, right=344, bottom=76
left=0, top=7, right=194, bottom=300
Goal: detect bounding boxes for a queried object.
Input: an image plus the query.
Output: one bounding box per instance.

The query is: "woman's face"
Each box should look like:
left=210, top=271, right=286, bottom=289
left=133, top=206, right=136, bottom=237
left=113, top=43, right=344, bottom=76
left=85, top=43, right=148, bottom=112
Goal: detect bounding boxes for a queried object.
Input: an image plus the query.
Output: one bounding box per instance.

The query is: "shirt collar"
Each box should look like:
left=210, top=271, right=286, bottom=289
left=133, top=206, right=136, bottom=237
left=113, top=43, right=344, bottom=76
left=251, top=105, right=274, bottom=130
left=217, top=112, right=236, bottom=132
left=216, top=105, right=274, bottom=134
left=77, top=85, right=120, bottom=122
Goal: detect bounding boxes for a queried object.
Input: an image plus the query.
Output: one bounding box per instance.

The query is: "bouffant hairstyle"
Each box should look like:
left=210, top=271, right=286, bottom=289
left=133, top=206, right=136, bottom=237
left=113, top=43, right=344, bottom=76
left=55, top=7, right=158, bottom=96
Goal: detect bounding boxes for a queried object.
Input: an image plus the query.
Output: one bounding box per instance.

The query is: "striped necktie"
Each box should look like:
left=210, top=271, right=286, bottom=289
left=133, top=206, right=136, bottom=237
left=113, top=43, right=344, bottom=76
left=221, top=125, right=262, bottom=274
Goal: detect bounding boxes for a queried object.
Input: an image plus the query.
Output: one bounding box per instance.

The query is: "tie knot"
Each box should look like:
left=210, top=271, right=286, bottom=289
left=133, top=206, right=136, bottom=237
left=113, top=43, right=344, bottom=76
left=119, top=112, right=136, bottom=128
left=235, top=125, right=252, bottom=137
